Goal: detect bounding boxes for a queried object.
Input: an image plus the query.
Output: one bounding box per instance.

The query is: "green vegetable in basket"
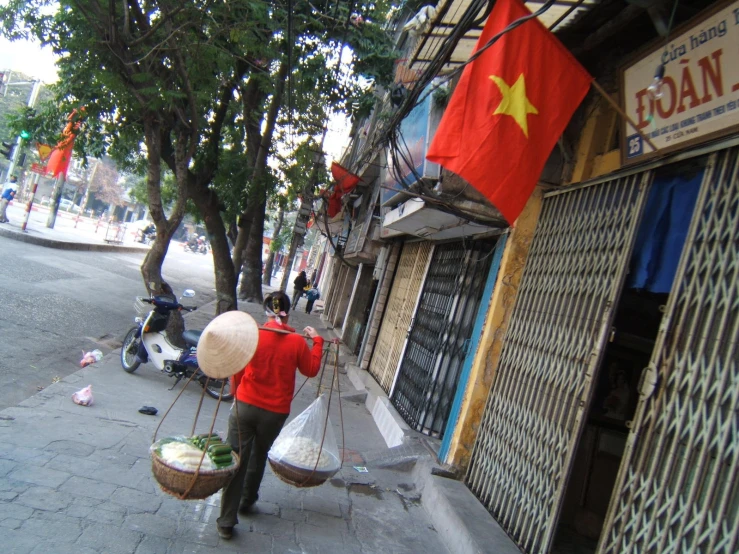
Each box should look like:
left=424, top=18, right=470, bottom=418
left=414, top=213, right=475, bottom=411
left=192, top=434, right=223, bottom=450
left=208, top=444, right=232, bottom=456
left=210, top=454, right=233, bottom=465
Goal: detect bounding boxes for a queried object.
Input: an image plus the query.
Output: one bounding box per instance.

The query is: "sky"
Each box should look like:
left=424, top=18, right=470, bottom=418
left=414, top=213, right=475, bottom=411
left=0, top=36, right=351, bottom=162
left=0, top=37, right=59, bottom=83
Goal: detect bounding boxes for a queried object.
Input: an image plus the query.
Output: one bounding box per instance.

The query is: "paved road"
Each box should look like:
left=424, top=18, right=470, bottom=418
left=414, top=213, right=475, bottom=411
left=0, top=235, right=218, bottom=410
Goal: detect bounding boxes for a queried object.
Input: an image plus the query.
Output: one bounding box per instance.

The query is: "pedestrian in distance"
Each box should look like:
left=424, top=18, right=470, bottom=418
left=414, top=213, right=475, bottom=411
left=0, top=176, right=18, bottom=223
left=292, top=270, right=308, bottom=308
left=305, top=285, right=320, bottom=315
left=216, top=291, right=325, bottom=540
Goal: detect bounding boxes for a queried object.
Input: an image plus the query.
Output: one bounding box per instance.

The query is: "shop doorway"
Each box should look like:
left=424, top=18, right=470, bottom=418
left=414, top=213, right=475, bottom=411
left=553, top=158, right=707, bottom=553
left=390, top=238, right=497, bottom=437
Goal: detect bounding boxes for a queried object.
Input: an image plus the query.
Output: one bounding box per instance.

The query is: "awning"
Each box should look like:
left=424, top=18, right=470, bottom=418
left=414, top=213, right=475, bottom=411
left=407, top=0, right=599, bottom=75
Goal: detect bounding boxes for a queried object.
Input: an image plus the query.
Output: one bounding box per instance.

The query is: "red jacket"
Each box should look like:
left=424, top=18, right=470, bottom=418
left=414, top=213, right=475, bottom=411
left=231, top=320, right=324, bottom=414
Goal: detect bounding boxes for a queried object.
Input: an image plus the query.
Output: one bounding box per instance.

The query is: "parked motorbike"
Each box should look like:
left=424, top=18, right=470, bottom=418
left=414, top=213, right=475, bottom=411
left=120, top=289, right=232, bottom=400
left=184, top=236, right=209, bottom=254
left=137, top=228, right=156, bottom=245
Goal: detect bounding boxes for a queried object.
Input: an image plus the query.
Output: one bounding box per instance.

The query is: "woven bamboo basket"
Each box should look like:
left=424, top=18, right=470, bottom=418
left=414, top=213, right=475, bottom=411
left=151, top=450, right=240, bottom=500
left=268, top=453, right=340, bottom=488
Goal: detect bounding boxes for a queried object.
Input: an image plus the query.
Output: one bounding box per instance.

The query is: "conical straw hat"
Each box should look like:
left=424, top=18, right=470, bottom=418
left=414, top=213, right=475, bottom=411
left=197, top=311, right=259, bottom=379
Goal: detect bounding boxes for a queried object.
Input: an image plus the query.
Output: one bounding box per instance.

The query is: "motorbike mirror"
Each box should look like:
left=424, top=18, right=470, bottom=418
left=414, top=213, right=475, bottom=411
left=182, top=289, right=196, bottom=298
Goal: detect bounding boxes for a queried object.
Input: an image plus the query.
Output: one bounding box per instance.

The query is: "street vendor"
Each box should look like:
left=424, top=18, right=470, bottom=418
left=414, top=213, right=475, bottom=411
left=216, top=291, right=324, bottom=540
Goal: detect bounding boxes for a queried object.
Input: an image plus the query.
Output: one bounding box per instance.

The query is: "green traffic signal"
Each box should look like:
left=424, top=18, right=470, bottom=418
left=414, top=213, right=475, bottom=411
left=20, top=130, right=31, bottom=140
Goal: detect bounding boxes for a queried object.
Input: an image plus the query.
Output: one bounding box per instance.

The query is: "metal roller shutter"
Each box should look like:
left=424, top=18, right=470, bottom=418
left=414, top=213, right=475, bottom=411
left=369, top=241, right=433, bottom=393
left=466, top=171, right=652, bottom=553
left=599, top=149, right=739, bottom=554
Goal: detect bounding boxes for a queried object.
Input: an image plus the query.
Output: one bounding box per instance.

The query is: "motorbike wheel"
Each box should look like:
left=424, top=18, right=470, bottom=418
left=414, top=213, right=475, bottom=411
left=121, top=327, right=141, bottom=373
left=203, top=377, right=233, bottom=401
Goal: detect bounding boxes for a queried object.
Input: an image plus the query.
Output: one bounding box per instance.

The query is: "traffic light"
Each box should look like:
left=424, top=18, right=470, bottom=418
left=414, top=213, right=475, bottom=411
left=20, top=130, right=31, bottom=140
left=1, top=141, right=12, bottom=161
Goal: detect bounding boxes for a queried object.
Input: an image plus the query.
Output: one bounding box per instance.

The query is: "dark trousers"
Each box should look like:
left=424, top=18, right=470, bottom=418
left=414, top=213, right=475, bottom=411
left=217, top=401, right=288, bottom=528
left=292, top=288, right=303, bottom=308
left=305, top=299, right=315, bottom=314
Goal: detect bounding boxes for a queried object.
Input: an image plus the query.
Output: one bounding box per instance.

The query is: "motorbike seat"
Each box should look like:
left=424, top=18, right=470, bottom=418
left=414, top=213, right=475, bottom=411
left=182, top=330, right=202, bottom=347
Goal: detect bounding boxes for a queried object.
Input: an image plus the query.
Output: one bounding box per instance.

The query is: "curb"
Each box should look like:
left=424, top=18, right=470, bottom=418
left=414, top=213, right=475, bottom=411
left=0, top=226, right=149, bottom=253
left=418, top=467, right=520, bottom=554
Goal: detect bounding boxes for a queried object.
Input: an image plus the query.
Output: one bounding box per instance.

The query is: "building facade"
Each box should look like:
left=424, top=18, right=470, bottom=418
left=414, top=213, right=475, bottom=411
left=315, top=1, right=738, bottom=553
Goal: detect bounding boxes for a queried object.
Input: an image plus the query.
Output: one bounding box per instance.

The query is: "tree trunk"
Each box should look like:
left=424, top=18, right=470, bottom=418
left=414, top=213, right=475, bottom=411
left=46, top=174, right=65, bottom=228
left=190, top=184, right=237, bottom=314
left=231, top=60, right=288, bottom=278
left=142, top=119, right=187, bottom=346
left=279, top=232, right=304, bottom=292
left=231, top=204, right=252, bottom=281
left=238, top=195, right=267, bottom=301
left=227, top=221, right=238, bottom=251
left=279, top=130, right=325, bottom=290
left=262, top=207, right=284, bottom=286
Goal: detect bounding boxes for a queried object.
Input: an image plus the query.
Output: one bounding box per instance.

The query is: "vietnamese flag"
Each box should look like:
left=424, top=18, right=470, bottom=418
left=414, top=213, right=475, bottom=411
left=426, top=0, right=592, bottom=224
left=46, top=141, right=75, bottom=178
left=330, top=162, right=360, bottom=194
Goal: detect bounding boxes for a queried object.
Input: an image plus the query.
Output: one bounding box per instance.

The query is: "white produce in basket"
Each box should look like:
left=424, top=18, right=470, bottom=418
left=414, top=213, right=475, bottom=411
left=159, top=441, right=216, bottom=471
left=268, top=394, right=340, bottom=472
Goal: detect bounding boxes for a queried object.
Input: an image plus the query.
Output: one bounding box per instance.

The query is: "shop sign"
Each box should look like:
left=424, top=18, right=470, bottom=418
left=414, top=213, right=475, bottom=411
left=622, top=0, right=739, bottom=163
left=29, top=162, right=48, bottom=174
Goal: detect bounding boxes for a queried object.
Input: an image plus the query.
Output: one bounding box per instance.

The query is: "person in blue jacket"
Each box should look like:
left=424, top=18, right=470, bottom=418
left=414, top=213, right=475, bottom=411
left=305, top=285, right=320, bottom=315
left=0, top=176, right=18, bottom=223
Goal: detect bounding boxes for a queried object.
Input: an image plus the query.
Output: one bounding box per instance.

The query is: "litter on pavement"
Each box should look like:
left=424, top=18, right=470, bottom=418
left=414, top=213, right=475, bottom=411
left=72, top=385, right=94, bottom=406
left=80, top=349, right=103, bottom=367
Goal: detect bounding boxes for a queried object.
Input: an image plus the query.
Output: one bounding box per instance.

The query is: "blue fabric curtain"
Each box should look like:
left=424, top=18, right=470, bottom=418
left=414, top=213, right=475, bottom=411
left=626, top=169, right=703, bottom=293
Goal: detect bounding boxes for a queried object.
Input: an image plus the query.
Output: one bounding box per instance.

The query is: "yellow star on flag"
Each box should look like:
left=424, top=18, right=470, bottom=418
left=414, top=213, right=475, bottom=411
left=489, top=74, right=538, bottom=138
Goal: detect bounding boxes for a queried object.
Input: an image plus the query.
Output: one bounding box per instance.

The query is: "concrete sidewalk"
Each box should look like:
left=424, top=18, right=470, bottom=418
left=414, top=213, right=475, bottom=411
left=0, top=201, right=150, bottom=253
left=0, top=298, right=453, bottom=554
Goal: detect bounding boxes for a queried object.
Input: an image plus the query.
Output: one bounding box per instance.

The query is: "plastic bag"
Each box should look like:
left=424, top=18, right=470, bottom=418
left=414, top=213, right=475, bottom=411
left=72, top=385, right=94, bottom=406
left=268, top=394, right=340, bottom=474
left=80, top=349, right=103, bottom=367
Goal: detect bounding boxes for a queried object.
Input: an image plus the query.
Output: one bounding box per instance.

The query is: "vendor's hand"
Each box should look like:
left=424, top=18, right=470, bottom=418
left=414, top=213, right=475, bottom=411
left=303, top=326, right=319, bottom=339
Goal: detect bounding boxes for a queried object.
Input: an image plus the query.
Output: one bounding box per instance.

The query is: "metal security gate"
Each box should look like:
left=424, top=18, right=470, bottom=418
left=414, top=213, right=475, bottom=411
left=369, top=241, right=433, bottom=393
left=599, top=149, right=739, bottom=554
left=391, top=239, right=496, bottom=437
left=466, top=171, right=652, bottom=554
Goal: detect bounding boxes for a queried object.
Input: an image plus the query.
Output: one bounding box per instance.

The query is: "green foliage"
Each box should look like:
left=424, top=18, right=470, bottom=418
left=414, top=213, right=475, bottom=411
left=1, top=0, right=400, bottom=259
left=125, top=172, right=177, bottom=208
left=270, top=212, right=296, bottom=253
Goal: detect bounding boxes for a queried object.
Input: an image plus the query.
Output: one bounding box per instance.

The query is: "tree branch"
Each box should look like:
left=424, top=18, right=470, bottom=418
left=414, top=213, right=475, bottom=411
left=128, top=6, right=185, bottom=46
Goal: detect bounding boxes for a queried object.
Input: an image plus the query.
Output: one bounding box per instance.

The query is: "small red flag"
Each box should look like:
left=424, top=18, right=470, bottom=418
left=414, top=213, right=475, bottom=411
left=426, top=0, right=592, bottom=224
left=46, top=109, right=84, bottom=178
left=46, top=141, right=75, bottom=178
left=326, top=191, right=343, bottom=218
left=330, top=162, right=360, bottom=194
